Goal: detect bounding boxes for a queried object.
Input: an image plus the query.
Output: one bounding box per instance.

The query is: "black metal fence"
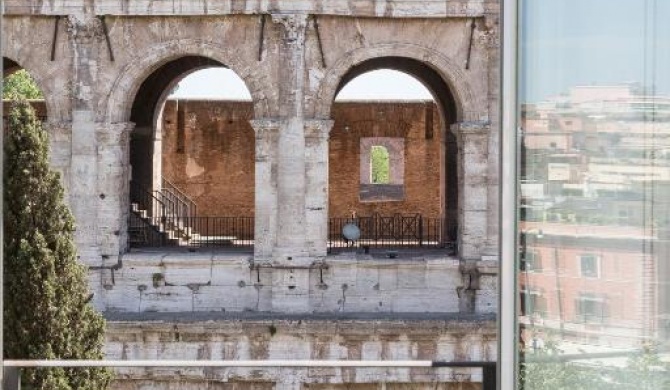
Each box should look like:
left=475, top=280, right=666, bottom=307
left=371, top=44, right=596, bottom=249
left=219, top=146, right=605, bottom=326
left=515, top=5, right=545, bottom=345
left=129, top=206, right=449, bottom=251
left=328, top=213, right=445, bottom=250
left=130, top=180, right=255, bottom=249
left=129, top=215, right=254, bottom=248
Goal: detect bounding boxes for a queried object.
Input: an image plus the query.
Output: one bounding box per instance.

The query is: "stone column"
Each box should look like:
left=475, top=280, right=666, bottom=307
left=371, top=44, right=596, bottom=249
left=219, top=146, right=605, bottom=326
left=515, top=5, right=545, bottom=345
left=271, top=14, right=311, bottom=265
left=304, top=119, right=334, bottom=258
left=44, top=121, right=73, bottom=197
left=451, top=121, right=491, bottom=261
left=251, top=119, right=281, bottom=261
left=67, top=15, right=105, bottom=265
left=70, top=110, right=100, bottom=264
left=97, top=122, right=133, bottom=257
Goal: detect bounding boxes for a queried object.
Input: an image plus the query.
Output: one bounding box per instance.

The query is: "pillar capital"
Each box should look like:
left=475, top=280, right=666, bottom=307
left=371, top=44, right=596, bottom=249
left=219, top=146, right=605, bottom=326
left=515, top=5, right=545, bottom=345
left=250, top=118, right=282, bottom=137
left=43, top=120, right=73, bottom=142
left=450, top=120, right=491, bottom=136
left=96, top=121, right=134, bottom=146
left=304, top=119, right=334, bottom=140
left=271, top=14, right=309, bottom=43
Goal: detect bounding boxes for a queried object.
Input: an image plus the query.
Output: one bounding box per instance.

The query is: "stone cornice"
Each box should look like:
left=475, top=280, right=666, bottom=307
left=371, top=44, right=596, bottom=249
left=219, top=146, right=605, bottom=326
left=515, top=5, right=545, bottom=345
left=249, top=118, right=282, bottom=137
left=3, top=1, right=498, bottom=18
left=304, top=119, right=335, bottom=140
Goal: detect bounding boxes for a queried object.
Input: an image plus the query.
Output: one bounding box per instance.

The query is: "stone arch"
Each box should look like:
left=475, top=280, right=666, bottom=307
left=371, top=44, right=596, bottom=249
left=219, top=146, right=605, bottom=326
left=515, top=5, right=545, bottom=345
left=315, top=44, right=483, bottom=250
left=2, top=56, right=62, bottom=122
left=313, top=43, right=482, bottom=122
left=102, top=39, right=272, bottom=124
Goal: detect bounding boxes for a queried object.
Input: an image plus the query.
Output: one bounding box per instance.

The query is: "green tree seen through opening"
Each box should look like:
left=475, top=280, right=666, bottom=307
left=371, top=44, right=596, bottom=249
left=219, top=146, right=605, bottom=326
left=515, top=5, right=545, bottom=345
left=371, top=145, right=390, bottom=184
left=3, top=69, right=43, bottom=100
left=3, top=101, right=112, bottom=389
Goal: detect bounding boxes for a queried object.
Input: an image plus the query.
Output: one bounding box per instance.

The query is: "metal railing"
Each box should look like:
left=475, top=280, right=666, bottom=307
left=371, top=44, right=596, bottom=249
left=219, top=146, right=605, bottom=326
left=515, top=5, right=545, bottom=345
left=129, top=180, right=254, bottom=249
left=328, top=213, right=445, bottom=250
left=160, top=177, right=197, bottom=219
left=129, top=182, right=166, bottom=222
left=129, top=215, right=254, bottom=248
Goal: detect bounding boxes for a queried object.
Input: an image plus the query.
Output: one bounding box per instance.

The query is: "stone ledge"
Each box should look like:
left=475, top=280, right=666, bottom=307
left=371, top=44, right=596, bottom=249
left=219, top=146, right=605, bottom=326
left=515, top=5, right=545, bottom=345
left=104, top=311, right=496, bottom=324
left=3, top=1, right=497, bottom=18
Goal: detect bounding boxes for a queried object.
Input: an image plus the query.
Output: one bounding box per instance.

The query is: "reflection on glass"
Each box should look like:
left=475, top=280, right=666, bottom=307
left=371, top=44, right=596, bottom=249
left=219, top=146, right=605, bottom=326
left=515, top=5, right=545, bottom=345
left=517, top=0, right=670, bottom=388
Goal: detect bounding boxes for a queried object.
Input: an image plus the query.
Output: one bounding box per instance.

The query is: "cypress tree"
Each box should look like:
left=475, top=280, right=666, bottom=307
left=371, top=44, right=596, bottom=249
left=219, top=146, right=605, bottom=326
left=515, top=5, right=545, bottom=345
left=3, top=101, right=112, bottom=389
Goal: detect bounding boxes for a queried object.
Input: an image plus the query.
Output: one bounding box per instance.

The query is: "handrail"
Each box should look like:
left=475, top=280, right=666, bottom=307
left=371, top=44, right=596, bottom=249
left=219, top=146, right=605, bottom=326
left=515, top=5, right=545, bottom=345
left=129, top=182, right=166, bottom=222
left=161, top=176, right=197, bottom=218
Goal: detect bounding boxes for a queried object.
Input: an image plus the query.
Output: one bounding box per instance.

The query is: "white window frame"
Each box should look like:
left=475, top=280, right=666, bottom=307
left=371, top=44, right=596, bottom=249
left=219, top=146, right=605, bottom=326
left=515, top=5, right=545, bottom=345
left=522, top=250, right=542, bottom=272
left=578, top=254, right=600, bottom=278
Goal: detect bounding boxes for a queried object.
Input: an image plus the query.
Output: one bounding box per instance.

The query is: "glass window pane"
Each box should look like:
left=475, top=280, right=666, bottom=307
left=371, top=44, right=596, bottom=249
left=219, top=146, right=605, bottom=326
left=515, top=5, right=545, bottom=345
left=517, top=0, right=670, bottom=388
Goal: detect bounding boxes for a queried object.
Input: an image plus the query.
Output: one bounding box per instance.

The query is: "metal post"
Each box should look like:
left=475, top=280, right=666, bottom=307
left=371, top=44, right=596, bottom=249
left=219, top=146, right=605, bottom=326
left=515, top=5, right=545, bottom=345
left=500, top=0, right=521, bottom=389
left=419, top=216, right=424, bottom=247
left=482, top=364, right=496, bottom=390
left=3, top=367, right=20, bottom=390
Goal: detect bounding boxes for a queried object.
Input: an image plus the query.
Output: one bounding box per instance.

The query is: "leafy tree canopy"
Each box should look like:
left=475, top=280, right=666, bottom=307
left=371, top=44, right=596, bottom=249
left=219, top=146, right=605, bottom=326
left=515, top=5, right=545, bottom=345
left=3, top=69, right=43, bottom=100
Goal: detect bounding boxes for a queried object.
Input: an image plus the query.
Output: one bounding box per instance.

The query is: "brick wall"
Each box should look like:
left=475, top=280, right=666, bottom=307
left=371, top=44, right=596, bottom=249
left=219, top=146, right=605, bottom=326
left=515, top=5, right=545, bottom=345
left=160, top=99, right=445, bottom=219
left=329, top=101, right=443, bottom=218
left=162, top=100, right=256, bottom=217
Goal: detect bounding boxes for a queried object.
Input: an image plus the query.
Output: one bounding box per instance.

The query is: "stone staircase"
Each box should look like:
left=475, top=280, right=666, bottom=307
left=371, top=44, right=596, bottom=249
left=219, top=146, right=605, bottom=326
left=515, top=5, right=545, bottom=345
left=128, top=179, right=197, bottom=247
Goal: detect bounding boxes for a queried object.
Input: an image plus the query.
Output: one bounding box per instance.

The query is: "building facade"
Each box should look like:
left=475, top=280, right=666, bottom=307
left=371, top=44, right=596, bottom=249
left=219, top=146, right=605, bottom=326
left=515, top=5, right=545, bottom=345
left=3, top=1, right=500, bottom=388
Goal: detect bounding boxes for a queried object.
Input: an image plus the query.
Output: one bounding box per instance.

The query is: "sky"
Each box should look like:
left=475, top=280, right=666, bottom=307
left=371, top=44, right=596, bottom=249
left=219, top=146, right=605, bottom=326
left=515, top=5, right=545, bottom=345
left=169, top=69, right=433, bottom=100
left=171, top=0, right=669, bottom=105
left=521, top=0, right=669, bottom=103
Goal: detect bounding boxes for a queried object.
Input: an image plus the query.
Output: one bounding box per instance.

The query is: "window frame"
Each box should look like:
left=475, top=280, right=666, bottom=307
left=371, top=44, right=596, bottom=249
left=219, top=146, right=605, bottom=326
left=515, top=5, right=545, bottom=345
left=578, top=254, right=600, bottom=278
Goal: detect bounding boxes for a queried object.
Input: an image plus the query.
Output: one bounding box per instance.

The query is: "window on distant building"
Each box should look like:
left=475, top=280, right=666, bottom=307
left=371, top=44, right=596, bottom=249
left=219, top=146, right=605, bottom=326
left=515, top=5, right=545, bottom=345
left=576, top=293, right=608, bottom=324
left=520, top=289, right=546, bottom=317
left=521, top=250, right=542, bottom=272
left=579, top=254, right=600, bottom=278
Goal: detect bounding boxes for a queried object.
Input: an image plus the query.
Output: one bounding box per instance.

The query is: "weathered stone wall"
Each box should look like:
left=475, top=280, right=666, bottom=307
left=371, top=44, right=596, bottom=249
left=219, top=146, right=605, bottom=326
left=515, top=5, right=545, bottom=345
left=158, top=99, right=443, bottom=219
left=105, top=317, right=496, bottom=390
left=3, top=5, right=500, bottom=264
left=3, top=3, right=501, bottom=386
left=97, top=252, right=497, bottom=314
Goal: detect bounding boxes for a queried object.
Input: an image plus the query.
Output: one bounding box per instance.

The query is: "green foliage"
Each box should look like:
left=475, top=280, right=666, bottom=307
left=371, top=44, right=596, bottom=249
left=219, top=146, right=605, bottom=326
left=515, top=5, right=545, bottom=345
left=3, top=101, right=112, bottom=389
left=520, top=341, right=669, bottom=390
left=370, top=145, right=390, bottom=184
left=520, top=341, right=600, bottom=390
left=3, top=69, right=43, bottom=100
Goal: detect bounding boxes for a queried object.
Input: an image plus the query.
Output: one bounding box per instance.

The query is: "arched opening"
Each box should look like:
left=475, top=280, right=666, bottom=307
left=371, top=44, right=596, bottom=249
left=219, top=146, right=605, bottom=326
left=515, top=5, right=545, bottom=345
left=328, top=57, right=458, bottom=253
left=3, top=58, right=22, bottom=77
left=128, top=56, right=255, bottom=249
